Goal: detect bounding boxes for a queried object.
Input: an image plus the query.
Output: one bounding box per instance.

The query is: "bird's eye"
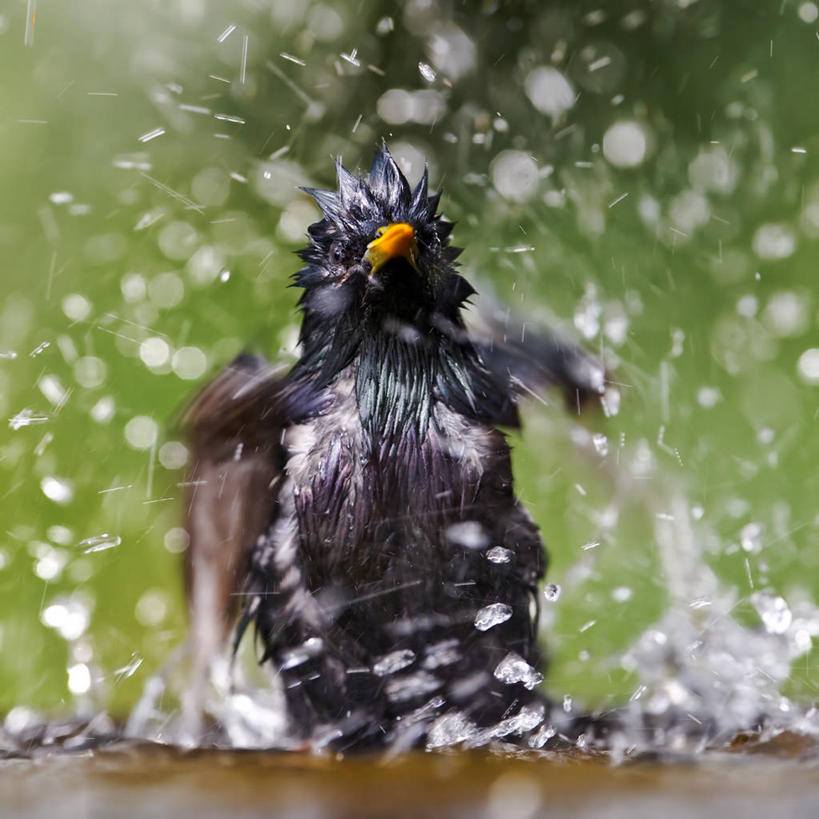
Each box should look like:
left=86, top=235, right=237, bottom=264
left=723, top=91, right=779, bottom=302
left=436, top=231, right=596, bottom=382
left=329, top=241, right=346, bottom=265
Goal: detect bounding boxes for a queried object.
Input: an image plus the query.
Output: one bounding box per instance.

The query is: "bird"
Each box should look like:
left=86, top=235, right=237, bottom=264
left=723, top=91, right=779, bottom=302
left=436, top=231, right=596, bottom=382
left=182, top=144, right=608, bottom=751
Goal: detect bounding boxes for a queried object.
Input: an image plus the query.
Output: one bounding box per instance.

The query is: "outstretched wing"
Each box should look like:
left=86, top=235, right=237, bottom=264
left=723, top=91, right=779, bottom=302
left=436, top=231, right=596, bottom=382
left=475, top=321, right=608, bottom=412
left=467, top=293, right=609, bottom=412
left=182, top=354, right=284, bottom=697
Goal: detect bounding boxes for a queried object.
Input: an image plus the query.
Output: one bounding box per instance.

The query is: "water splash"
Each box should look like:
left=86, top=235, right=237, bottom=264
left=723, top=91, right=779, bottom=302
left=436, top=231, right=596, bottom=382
left=110, top=398, right=819, bottom=757
left=594, top=464, right=819, bottom=756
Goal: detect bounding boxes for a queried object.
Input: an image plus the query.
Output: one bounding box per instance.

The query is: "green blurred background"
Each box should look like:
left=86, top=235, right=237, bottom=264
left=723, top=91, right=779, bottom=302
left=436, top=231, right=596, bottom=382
left=1, top=0, right=817, bottom=719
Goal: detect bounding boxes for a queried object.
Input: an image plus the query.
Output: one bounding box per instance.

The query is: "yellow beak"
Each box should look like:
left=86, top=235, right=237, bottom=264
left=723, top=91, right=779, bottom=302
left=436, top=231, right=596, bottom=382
left=363, top=223, right=418, bottom=275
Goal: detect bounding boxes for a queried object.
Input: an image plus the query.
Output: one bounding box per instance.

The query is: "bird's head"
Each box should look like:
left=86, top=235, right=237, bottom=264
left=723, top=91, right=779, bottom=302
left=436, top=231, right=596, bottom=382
left=295, top=144, right=470, bottom=335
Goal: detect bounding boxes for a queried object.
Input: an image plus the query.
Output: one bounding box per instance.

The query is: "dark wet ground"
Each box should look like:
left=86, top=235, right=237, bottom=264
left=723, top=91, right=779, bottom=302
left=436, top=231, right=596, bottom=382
left=3, top=731, right=818, bottom=819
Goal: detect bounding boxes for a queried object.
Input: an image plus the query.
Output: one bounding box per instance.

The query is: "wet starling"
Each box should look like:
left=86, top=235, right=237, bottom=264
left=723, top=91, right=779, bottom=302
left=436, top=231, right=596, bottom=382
left=184, top=145, right=606, bottom=750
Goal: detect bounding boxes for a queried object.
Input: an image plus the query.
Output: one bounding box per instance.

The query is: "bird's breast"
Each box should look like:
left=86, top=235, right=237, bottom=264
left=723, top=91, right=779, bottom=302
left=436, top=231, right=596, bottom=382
left=280, top=372, right=505, bottom=586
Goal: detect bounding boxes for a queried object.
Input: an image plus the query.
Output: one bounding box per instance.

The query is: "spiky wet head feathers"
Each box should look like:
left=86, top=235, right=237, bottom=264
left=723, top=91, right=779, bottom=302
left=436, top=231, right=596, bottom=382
left=297, top=143, right=460, bottom=277
left=286, top=145, right=514, bottom=433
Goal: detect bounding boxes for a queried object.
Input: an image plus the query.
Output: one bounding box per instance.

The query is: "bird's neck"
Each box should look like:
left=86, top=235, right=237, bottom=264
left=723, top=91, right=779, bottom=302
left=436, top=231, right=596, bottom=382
left=353, top=329, right=442, bottom=441
left=290, top=305, right=468, bottom=433
left=288, top=301, right=515, bottom=433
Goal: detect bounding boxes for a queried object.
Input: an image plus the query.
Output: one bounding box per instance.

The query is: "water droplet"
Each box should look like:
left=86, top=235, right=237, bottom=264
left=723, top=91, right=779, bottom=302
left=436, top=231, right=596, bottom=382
left=90, top=396, right=115, bottom=424
left=134, top=208, right=164, bottom=231
left=172, top=346, right=207, bottom=380
left=427, top=711, right=477, bottom=748
left=74, top=356, right=107, bottom=389
left=421, top=639, right=461, bottom=670
left=163, top=527, right=189, bottom=554
left=493, top=652, right=543, bottom=690
left=486, top=546, right=512, bottom=564
left=427, top=23, right=476, bottom=81
left=752, top=223, right=796, bottom=260
left=600, top=385, right=621, bottom=417
left=149, top=272, right=185, bottom=309
left=688, top=145, right=738, bottom=194
left=629, top=684, right=647, bottom=703
left=494, top=701, right=546, bottom=739
left=113, top=655, right=143, bottom=680
left=543, top=584, right=561, bottom=602
left=574, top=284, right=602, bottom=339
left=797, top=348, right=819, bottom=385
left=670, top=327, right=686, bottom=357
left=41, top=476, right=74, bottom=505
left=38, top=374, right=68, bottom=407
left=139, top=337, right=171, bottom=370
left=752, top=592, right=792, bottom=635
left=124, top=415, right=158, bottom=450
left=280, top=637, right=324, bottom=670
left=159, top=441, right=188, bottom=470
left=8, top=409, right=49, bottom=430
left=49, top=191, right=74, bottom=205
left=384, top=671, right=441, bottom=702
left=4, top=707, right=39, bottom=734
left=763, top=290, right=809, bottom=337
left=158, top=221, right=199, bottom=261
left=306, top=3, right=343, bottom=41
left=527, top=722, right=556, bottom=749
left=697, top=386, right=722, bottom=408
left=192, top=167, right=230, bottom=207
left=79, top=534, right=121, bottom=554
left=377, top=88, right=442, bottom=126
left=135, top=589, right=169, bottom=627
left=61, top=293, right=91, bottom=321
left=375, top=16, right=394, bottom=36
left=524, top=66, right=575, bottom=120
left=490, top=150, right=539, bottom=203
left=757, top=427, right=775, bottom=445
left=418, top=61, right=436, bottom=82
left=740, top=522, right=763, bottom=554
left=602, top=120, right=648, bottom=167
left=33, top=545, right=69, bottom=580
left=67, top=663, right=92, bottom=695
left=799, top=2, right=819, bottom=23
left=85, top=232, right=126, bottom=265
left=41, top=595, right=92, bottom=640
left=793, top=629, right=812, bottom=655
left=669, top=189, right=710, bottom=235
left=474, top=603, right=513, bottom=631
left=121, top=272, right=147, bottom=302
left=445, top=521, right=489, bottom=550
left=373, top=649, right=416, bottom=676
